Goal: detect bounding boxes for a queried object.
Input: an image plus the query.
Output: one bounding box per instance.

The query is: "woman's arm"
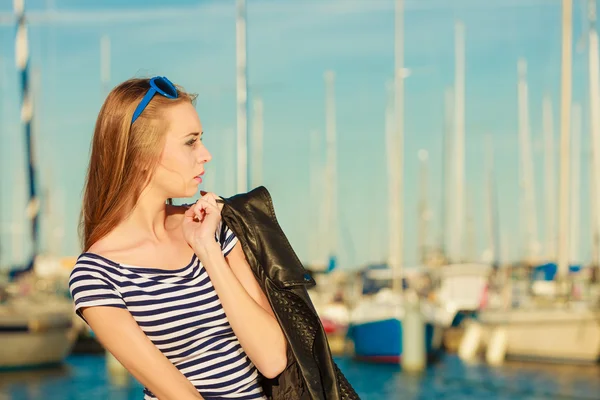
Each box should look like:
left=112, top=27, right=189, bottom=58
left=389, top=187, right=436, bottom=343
left=195, top=242, right=288, bottom=379
left=81, top=306, right=204, bottom=400
left=225, top=243, right=277, bottom=319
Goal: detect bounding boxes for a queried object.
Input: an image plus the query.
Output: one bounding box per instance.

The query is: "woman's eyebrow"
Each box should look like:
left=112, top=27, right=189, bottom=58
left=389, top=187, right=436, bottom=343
left=182, top=131, right=202, bottom=138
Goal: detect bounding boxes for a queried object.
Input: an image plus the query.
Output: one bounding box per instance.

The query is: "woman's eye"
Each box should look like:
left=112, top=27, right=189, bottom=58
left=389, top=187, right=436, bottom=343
left=186, top=138, right=197, bottom=146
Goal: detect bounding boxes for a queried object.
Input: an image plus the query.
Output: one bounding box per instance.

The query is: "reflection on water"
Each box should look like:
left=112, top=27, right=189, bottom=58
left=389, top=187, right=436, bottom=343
left=337, top=355, right=600, bottom=400
left=0, top=365, right=70, bottom=400
left=0, top=354, right=599, bottom=400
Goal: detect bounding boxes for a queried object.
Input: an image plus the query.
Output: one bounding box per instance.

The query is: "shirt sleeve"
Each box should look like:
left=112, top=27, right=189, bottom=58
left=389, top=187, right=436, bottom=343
left=68, top=263, right=127, bottom=321
left=216, top=220, right=239, bottom=257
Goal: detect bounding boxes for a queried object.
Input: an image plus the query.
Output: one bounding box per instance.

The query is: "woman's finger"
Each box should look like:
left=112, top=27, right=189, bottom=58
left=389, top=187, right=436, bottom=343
left=184, top=205, right=195, bottom=218
left=188, top=200, right=206, bottom=220
left=197, top=198, right=219, bottom=216
left=185, top=204, right=203, bottom=221
left=200, top=191, right=224, bottom=208
left=205, top=194, right=218, bottom=208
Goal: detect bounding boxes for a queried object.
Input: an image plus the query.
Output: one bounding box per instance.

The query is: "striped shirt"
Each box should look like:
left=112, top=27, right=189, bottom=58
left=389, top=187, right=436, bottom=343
left=69, top=221, right=266, bottom=400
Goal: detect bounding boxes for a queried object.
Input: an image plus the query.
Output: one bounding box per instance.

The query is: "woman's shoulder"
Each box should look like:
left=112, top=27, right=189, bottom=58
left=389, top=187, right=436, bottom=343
left=83, top=238, right=130, bottom=266
left=74, top=236, right=140, bottom=278
left=69, top=251, right=124, bottom=293
left=72, top=250, right=122, bottom=276
left=83, top=221, right=155, bottom=266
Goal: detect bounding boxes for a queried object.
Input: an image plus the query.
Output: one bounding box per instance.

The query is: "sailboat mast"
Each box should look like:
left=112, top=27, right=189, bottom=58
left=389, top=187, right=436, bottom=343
left=543, top=95, right=557, bottom=261
left=557, top=0, right=572, bottom=282
left=324, top=70, right=337, bottom=269
left=11, top=196, right=24, bottom=266
left=251, top=97, right=263, bottom=188
left=485, top=134, right=499, bottom=268
left=451, top=21, right=465, bottom=263
left=386, top=81, right=400, bottom=276
left=592, top=153, right=599, bottom=268
left=517, top=59, right=539, bottom=263
left=3, top=53, right=25, bottom=266
left=0, top=57, right=3, bottom=265
left=392, top=0, right=404, bottom=293
left=236, top=0, right=248, bottom=193
left=441, top=87, right=453, bottom=260
left=587, top=0, right=600, bottom=269
left=309, top=129, right=324, bottom=267
left=570, top=104, right=582, bottom=264
left=14, top=0, right=39, bottom=272
left=417, top=150, right=429, bottom=265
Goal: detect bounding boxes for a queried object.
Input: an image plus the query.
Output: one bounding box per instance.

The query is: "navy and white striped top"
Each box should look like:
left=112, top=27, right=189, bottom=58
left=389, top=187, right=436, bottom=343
left=69, top=221, right=266, bottom=400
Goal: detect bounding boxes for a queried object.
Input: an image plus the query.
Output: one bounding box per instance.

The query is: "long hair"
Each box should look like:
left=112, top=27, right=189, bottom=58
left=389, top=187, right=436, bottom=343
left=80, top=78, right=196, bottom=251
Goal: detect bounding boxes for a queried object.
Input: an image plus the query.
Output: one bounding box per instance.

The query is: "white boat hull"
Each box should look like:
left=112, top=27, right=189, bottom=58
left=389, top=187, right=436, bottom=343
left=0, top=297, right=79, bottom=369
left=478, top=307, right=600, bottom=363
left=1, top=329, right=77, bottom=368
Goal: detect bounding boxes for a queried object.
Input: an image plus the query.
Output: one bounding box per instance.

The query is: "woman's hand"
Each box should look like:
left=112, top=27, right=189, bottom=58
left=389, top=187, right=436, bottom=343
left=182, top=192, right=223, bottom=251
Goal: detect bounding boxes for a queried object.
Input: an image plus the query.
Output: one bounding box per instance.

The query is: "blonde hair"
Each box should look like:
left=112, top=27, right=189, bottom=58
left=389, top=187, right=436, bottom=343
left=80, top=78, right=196, bottom=251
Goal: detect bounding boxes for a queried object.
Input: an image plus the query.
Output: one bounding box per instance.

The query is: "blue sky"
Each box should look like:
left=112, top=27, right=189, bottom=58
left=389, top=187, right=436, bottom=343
left=0, top=0, right=595, bottom=270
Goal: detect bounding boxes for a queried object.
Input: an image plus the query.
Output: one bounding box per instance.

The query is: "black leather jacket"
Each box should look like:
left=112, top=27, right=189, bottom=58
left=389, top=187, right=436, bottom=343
left=221, top=187, right=360, bottom=400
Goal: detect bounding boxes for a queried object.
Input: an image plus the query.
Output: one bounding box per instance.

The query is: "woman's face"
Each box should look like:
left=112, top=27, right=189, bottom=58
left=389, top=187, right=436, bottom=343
left=150, top=102, right=212, bottom=199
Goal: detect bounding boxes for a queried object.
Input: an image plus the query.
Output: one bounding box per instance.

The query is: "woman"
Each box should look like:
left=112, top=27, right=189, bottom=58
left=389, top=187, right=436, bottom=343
left=69, top=77, right=287, bottom=400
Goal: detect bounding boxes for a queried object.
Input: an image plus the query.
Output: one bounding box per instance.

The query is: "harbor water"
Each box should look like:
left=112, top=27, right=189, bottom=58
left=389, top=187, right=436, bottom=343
left=0, top=354, right=598, bottom=400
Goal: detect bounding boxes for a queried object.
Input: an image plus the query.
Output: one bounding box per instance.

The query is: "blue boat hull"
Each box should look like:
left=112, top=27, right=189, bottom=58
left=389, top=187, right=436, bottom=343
left=348, top=318, right=438, bottom=363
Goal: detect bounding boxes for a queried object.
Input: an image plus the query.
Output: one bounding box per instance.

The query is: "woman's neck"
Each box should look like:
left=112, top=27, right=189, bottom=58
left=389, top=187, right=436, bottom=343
left=122, top=189, right=172, bottom=244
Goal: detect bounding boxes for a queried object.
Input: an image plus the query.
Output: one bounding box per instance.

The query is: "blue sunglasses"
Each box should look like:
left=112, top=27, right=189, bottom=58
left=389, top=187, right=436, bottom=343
left=131, top=76, right=178, bottom=124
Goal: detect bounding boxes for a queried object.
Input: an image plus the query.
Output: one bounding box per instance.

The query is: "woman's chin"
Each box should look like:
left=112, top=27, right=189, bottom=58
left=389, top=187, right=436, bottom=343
left=166, top=189, right=197, bottom=200
left=172, top=186, right=200, bottom=199
left=186, top=187, right=201, bottom=198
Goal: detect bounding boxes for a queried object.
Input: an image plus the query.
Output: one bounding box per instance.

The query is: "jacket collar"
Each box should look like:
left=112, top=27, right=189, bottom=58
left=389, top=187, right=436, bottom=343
left=221, top=186, right=316, bottom=289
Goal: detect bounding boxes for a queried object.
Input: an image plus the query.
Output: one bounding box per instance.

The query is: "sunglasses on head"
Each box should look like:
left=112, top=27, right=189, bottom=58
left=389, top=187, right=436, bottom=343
left=131, top=76, right=178, bottom=125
